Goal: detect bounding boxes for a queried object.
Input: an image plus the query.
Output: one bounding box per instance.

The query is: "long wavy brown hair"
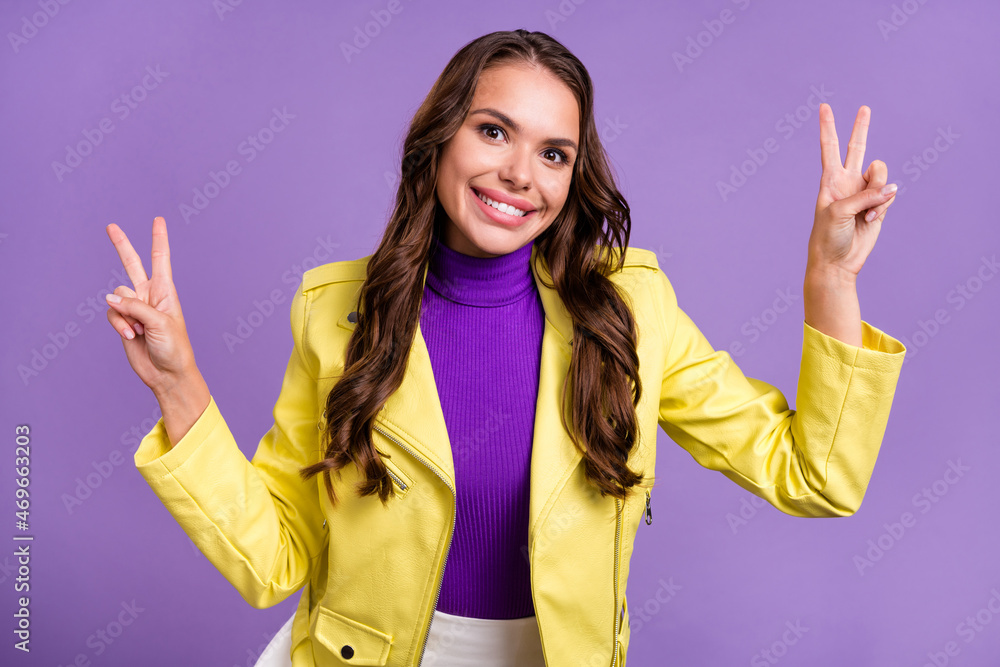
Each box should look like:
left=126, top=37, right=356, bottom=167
left=299, top=29, right=646, bottom=508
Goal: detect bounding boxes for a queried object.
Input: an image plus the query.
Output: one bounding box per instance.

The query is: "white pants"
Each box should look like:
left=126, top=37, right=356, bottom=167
left=254, top=609, right=546, bottom=666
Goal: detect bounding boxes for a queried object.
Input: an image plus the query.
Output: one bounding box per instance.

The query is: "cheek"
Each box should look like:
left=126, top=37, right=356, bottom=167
left=541, top=173, right=573, bottom=210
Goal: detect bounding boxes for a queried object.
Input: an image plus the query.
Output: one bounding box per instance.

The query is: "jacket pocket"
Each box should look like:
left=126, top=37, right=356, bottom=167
left=311, top=605, right=394, bottom=666
left=380, top=453, right=413, bottom=497
left=617, top=593, right=631, bottom=665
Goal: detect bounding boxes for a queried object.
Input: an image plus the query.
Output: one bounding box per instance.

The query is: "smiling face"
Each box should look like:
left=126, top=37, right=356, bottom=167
left=434, top=61, right=581, bottom=258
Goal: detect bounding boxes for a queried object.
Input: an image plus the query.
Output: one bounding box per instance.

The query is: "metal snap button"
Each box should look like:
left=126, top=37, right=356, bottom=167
left=341, top=644, right=354, bottom=659
left=347, top=311, right=358, bottom=323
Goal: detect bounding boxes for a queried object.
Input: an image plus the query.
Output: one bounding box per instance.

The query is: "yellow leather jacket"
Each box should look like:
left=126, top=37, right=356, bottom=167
left=134, top=245, right=906, bottom=666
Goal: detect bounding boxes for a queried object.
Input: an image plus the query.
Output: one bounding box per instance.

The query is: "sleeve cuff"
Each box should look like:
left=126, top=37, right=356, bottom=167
left=802, top=319, right=906, bottom=373
left=134, top=394, right=219, bottom=474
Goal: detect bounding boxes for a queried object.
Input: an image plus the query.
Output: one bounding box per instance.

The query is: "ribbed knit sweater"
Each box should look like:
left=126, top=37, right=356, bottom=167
left=419, top=234, right=545, bottom=619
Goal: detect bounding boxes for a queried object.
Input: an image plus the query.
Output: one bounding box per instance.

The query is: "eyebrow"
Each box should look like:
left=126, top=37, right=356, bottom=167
left=469, top=107, right=578, bottom=153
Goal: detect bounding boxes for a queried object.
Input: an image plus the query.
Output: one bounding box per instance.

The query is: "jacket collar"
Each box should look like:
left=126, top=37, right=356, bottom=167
left=354, top=242, right=581, bottom=537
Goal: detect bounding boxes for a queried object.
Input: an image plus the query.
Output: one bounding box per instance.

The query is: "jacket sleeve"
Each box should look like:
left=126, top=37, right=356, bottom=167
left=133, top=281, right=327, bottom=608
left=652, top=268, right=906, bottom=517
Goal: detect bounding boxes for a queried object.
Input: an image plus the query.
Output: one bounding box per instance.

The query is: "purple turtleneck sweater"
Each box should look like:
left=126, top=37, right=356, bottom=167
left=419, top=235, right=545, bottom=620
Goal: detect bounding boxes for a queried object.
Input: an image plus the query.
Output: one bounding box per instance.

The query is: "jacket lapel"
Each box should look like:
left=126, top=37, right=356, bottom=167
left=365, top=244, right=581, bottom=537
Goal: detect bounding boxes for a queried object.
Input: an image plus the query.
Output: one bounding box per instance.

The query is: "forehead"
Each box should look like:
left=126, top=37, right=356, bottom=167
left=470, top=63, right=580, bottom=142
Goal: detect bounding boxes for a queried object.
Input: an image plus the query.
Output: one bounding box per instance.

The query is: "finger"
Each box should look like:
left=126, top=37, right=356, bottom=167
left=835, top=182, right=898, bottom=220
left=105, top=223, right=149, bottom=288
left=819, top=103, right=842, bottom=174
left=844, top=106, right=871, bottom=174
left=106, top=286, right=140, bottom=341
left=861, top=160, right=888, bottom=221
left=112, top=285, right=144, bottom=335
left=105, top=291, right=165, bottom=334
left=151, top=217, right=172, bottom=282
left=865, top=192, right=896, bottom=223
left=107, top=305, right=138, bottom=341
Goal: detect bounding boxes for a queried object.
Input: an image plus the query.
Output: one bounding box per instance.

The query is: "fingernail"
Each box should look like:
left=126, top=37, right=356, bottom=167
left=134, top=322, right=144, bottom=335
left=106, top=293, right=121, bottom=304
left=881, top=183, right=897, bottom=196
left=122, top=327, right=135, bottom=340
left=865, top=209, right=878, bottom=222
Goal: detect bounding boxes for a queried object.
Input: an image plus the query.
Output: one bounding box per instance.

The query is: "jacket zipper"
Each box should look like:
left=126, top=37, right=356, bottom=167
left=373, top=424, right=455, bottom=667
left=610, top=490, right=650, bottom=666
left=611, top=496, right=621, bottom=667
left=385, top=468, right=407, bottom=491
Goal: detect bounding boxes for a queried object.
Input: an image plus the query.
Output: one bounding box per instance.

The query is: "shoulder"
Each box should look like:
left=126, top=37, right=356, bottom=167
left=288, top=256, right=369, bottom=377
left=607, top=245, right=673, bottom=296
left=615, top=246, right=661, bottom=272
left=300, top=255, right=370, bottom=292
left=607, top=246, right=679, bottom=332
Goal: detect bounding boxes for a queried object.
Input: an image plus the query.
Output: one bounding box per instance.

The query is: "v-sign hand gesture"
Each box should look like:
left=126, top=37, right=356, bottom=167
left=104, top=217, right=200, bottom=396
left=807, top=104, right=898, bottom=281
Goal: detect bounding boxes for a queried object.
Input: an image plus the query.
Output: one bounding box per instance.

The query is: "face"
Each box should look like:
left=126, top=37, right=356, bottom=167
left=434, top=62, right=580, bottom=258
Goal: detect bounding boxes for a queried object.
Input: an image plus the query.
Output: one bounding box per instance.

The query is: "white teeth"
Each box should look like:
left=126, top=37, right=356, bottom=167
left=476, top=190, right=527, bottom=217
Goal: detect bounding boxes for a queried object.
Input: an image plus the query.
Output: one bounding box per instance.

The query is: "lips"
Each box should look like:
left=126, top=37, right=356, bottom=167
left=470, top=186, right=536, bottom=213
left=469, top=186, right=536, bottom=227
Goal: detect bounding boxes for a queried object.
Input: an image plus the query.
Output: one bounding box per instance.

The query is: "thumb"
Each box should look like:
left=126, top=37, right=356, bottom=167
left=834, top=183, right=897, bottom=218
left=105, top=292, right=165, bottom=327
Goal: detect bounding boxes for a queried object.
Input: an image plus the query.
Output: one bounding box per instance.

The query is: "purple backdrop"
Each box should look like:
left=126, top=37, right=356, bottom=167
left=2, top=1, right=998, bottom=665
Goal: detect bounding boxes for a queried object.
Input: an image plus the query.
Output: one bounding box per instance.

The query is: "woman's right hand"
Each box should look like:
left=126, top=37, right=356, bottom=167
left=105, top=217, right=200, bottom=396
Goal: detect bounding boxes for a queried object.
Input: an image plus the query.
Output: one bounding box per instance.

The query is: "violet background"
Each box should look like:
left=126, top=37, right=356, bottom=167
left=2, top=1, right=998, bottom=665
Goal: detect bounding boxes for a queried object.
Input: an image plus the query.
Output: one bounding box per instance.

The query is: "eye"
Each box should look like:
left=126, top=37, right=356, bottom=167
left=477, top=123, right=571, bottom=167
left=478, top=123, right=507, bottom=142
left=543, top=148, right=569, bottom=165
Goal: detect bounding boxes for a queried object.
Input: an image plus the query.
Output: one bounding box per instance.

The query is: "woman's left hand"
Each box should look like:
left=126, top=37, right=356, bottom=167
left=807, top=104, right=898, bottom=281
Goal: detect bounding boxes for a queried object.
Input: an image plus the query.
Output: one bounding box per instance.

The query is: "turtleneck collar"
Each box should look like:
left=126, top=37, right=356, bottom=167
left=425, top=235, right=536, bottom=307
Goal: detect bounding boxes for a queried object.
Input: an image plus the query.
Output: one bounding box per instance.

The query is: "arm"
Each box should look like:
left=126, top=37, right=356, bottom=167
left=654, top=268, right=906, bottom=517
left=803, top=266, right=862, bottom=348
left=133, top=281, right=327, bottom=608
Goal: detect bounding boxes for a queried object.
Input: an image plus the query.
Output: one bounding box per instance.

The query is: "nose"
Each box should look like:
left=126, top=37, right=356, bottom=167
left=498, top=145, right=532, bottom=190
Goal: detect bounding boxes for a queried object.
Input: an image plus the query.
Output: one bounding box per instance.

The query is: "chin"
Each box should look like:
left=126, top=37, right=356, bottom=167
left=457, top=225, right=528, bottom=258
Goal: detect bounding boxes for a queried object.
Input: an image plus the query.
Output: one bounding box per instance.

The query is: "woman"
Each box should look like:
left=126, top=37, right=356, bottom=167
left=105, top=29, right=905, bottom=667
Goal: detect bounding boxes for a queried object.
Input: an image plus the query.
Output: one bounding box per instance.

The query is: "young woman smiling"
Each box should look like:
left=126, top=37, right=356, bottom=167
left=106, top=29, right=905, bottom=667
